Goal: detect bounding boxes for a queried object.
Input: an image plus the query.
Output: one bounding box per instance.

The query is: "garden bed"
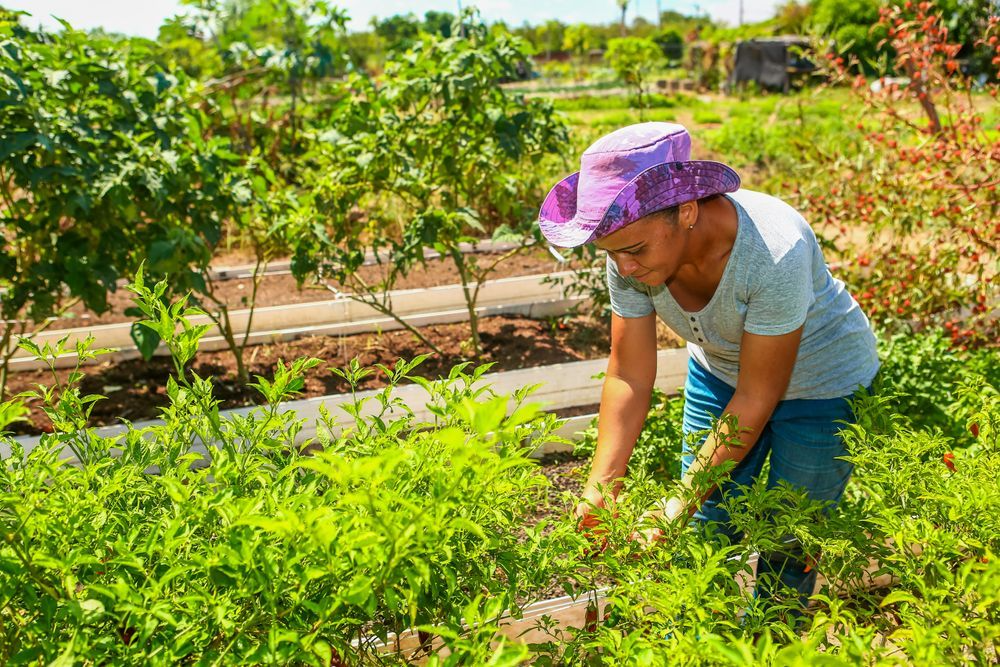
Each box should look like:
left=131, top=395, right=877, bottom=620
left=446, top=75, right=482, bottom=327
left=27, top=247, right=572, bottom=331
left=8, top=314, right=615, bottom=436
left=9, top=271, right=590, bottom=372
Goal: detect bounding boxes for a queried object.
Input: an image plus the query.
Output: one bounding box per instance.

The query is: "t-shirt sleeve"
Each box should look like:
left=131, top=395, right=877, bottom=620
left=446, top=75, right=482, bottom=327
left=606, top=254, right=654, bottom=318
left=743, top=241, right=813, bottom=335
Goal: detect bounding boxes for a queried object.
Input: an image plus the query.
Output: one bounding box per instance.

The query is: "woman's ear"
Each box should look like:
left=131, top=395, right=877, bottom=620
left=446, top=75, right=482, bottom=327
left=679, top=200, right=699, bottom=229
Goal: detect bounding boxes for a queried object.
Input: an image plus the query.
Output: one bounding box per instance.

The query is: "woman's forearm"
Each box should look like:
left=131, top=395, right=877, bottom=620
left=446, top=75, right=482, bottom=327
left=679, top=392, right=776, bottom=503
left=583, top=374, right=654, bottom=499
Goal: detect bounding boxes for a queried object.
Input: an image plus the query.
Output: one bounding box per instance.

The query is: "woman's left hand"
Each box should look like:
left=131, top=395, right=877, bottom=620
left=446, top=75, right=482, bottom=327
left=631, top=496, right=687, bottom=547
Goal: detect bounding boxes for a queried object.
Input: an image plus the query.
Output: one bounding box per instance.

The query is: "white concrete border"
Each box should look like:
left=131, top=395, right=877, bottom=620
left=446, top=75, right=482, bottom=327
left=9, top=271, right=588, bottom=372
left=206, top=239, right=523, bottom=281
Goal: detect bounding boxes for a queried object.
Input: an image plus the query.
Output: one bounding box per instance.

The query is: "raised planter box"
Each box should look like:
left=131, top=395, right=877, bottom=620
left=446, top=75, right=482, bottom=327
left=8, top=271, right=588, bottom=372
left=205, top=239, right=522, bottom=281
left=365, top=548, right=901, bottom=663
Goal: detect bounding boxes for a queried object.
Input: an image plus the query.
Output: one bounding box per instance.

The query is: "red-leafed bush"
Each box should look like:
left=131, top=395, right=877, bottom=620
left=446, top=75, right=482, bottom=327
left=794, top=3, right=998, bottom=348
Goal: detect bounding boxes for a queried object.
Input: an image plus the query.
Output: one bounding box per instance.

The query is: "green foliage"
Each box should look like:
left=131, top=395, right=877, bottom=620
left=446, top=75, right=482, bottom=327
left=692, top=109, right=724, bottom=124
left=575, top=386, right=689, bottom=479
left=372, top=13, right=422, bottom=50
left=651, top=27, right=684, bottom=62
left=292, top=11, right=568, bottom=358
left=0, top=20, right=251, bottom=393
left=551, top=359, right=1000, bottom=664
left=150, top=1, right=353, bottom=381
left=0, top=274, right=575, bottom=664
left=810, top=0, right=886, bottom=69
left=552, top=92, right=682, bottom=112
left=3, top=277, right=1000, bottom=662
left=700, top=90, right=858, bottom=181
left=876, top=329, right=999, bottom=447
left=171, top=0, right=349, bottom=173
left=562, top=23, right=595, bottom=57
left=604, top=37, right=664, bottom=115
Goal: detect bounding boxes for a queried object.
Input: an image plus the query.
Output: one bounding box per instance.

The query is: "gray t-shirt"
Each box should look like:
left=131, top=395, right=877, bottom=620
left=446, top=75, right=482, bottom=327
left=607, top=189, right=879, bottom=400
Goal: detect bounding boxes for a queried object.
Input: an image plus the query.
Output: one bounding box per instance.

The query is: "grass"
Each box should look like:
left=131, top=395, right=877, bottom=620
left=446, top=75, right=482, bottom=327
left=551, top=92, right=687, bottom=112
left=541, top=85, right=997, bottom=193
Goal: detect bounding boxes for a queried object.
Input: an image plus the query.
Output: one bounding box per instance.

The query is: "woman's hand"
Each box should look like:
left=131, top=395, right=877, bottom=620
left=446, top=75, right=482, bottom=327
left=632, top=496, right=687, bottom=547
left=575, top=486, right=616, bottom=555
left=575, top=486, right=609, bottom=531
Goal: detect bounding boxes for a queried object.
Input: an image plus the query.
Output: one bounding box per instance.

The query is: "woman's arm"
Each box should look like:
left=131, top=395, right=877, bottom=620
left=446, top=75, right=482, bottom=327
left=645, top=326, right=804, bottom=533
left=576, top=311, right=658, bottom=524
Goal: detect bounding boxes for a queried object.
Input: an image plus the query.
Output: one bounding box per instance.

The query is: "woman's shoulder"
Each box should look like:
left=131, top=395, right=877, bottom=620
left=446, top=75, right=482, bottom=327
left=728, top=188, right=816, bottom=258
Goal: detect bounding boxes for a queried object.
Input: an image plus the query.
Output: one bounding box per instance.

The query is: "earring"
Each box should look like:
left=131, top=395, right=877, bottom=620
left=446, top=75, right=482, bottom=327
left=688, top=224, right=695, bottom=230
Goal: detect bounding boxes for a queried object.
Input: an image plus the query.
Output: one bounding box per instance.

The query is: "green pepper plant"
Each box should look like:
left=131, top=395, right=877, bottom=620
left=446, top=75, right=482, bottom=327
left=0, top=270, right=583, bottom=664
left=292, top=11, right=569, bottom=360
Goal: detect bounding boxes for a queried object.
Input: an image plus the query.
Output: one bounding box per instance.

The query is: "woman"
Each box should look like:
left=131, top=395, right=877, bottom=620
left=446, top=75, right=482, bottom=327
left=538, top=122, right=879, bottom=602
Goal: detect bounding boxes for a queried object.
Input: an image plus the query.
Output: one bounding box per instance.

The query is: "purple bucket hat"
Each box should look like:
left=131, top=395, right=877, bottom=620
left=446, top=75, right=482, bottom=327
left=538, top=122, right=741, bottom=248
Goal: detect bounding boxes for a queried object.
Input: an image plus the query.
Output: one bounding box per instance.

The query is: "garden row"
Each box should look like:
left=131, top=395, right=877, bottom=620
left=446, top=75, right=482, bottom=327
left=1, top=276, right=997, bottom=664
left=0, top=10, right=571, bottom=397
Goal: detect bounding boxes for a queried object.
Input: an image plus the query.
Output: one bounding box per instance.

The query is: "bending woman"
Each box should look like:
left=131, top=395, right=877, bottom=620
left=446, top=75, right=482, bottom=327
left=537, top=122, right=879, bottom=602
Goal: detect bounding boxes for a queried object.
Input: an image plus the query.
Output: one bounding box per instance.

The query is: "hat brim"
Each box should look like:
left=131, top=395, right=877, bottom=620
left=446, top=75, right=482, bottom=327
left=537, top=161, right=741, bottom=248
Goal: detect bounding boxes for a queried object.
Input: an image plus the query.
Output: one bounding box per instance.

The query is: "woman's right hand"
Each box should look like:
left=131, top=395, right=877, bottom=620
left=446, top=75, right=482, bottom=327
left=574, top=486, right=608, bottom=531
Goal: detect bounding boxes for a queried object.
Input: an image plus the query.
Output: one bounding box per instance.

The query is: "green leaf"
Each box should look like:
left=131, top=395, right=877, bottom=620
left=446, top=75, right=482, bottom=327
left=130, top=321, right=161, bottom=361
left=880, top=590, right=919, bottom=607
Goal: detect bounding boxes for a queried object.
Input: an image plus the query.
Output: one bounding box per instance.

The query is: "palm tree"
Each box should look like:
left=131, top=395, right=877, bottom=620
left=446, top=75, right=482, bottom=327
left=617, top=0, right=629, bottom=36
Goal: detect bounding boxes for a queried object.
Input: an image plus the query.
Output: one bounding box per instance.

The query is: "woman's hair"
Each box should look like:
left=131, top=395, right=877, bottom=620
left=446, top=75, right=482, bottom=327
left=658, top=193, right=722, bottom=226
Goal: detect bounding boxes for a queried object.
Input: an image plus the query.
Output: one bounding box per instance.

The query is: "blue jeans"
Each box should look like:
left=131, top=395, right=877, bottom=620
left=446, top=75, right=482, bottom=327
left=681, top=358, right=865, bottom=607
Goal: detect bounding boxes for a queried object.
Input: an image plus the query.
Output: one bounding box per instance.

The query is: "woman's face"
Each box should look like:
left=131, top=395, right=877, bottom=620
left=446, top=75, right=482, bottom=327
left=594, top=202, right=695, bottom=286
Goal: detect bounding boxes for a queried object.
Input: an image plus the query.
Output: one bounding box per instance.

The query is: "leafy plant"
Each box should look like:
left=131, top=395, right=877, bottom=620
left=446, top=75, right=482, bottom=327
left=0, top=272, right=579, bottom=664
left=799, top=1, right=999, bottom=346
left=0, top=20, right=246, bottom=395
left=292, top=10, right=569, bottom=359
left=575, top=385, right=689, bottom=480
left=151, top=0, right=353, bottom=383
left=604, top=37, right=665, bottom=117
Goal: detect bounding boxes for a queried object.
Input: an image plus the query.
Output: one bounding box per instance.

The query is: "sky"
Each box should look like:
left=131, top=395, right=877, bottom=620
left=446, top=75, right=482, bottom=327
left=10, top=0, right=784, bottom=37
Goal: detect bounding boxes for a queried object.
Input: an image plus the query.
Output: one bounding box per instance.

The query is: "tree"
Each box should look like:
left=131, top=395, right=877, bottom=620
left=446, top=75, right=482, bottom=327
left=774, top=0, right=812, bottom=34
left=810, top=0, right=885, bottom=68
left=536, top=19, right=566, bottom=59
left=563, top=23, right=595, bottom=57
left=422, top=10, right=456, bottom=38
left=605, top=37, right=664, bottom=116
left=372, top=13, right=421, bottom=50
left=652, top=27, right=684, bottom=62
left=617, top=0, right=630, bottom=36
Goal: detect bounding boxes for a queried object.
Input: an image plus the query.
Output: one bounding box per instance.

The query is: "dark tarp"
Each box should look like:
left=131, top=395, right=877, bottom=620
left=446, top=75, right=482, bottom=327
left=728, top=38, right=813, bottom=92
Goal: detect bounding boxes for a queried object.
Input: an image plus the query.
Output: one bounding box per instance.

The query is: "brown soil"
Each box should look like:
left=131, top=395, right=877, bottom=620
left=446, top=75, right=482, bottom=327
left=31, top=248, right=573, bottom=331
left=554, top=403, right=600, bottom=419
left=534, top=452, right=588, bottom=526
left=9, top=314, right=615, bottom=436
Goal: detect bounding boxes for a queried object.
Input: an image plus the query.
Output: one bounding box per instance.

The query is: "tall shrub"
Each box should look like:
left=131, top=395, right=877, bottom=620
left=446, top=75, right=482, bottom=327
left=0, top=20, right=246, bottom=394
left=794, top=2, right=998, bottom=347
left=292, top=11, right=569, bottom=359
